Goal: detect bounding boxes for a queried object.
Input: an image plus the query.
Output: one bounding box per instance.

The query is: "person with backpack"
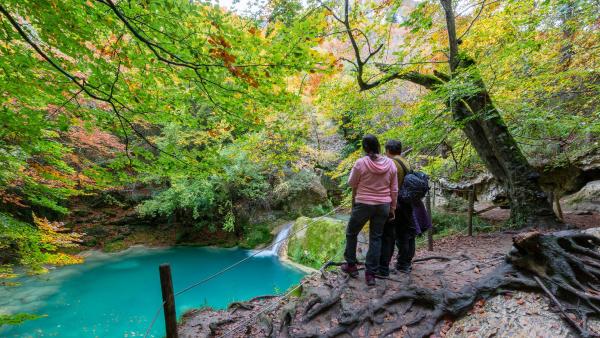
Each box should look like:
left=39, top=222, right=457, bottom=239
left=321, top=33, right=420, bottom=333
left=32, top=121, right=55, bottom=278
left=379, top=140, right=431, bottom=275
left=341, top=134, right=398, bottom=286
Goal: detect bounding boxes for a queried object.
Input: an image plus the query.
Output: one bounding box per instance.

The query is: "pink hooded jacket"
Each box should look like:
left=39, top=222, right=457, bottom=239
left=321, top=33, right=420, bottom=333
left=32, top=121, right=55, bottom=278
left=348, top=155, right=398, bottom=210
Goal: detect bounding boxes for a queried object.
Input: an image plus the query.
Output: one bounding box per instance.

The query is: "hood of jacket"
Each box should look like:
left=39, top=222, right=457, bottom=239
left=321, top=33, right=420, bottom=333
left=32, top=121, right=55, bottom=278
left=362, top=155, right=394, bottom=175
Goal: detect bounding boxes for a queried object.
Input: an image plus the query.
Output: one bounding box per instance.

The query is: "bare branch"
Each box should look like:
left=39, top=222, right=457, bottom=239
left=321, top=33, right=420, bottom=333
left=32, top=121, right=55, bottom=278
left=458, top=0, right=486, bottom=41
left=316, top=0, right=344, bottom=24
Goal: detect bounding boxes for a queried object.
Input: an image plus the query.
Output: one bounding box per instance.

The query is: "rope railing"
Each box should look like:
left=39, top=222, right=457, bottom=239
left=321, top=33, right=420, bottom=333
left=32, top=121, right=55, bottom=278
left=143, top=201, right=351, bottom=337
left=221, top=245, right=346, bottom=337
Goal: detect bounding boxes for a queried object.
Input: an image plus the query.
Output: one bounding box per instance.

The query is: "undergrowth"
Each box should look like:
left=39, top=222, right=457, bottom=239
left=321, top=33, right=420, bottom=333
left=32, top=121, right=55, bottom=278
left=416, top=209, right=495, bottom=248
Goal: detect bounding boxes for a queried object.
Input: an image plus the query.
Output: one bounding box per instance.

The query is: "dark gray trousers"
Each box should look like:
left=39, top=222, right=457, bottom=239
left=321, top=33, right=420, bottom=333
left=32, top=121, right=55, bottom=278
left=380, top=201, right=416, bottom=274
left=344, top=202, right=390, bottom=274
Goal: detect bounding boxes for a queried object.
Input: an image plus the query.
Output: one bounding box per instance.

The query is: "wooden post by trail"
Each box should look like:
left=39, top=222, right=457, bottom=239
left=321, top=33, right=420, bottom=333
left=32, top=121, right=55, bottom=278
left=426, top=191, right=433, bottom=251
left=554, top=193, right=564, bottom=221
left=467, top=187, right=475, bottom=237
left=159, top=264, right=178, bottom=338
left=432, top=181, right=436, bottom=208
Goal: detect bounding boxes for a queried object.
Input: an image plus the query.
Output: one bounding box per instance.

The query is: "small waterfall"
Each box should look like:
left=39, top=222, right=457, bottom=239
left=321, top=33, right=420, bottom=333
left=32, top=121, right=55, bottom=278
left=253, top=222, right=294, bottom=257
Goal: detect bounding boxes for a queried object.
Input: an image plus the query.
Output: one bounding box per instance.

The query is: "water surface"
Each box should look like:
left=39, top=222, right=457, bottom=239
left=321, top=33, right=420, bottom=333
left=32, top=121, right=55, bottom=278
left=0, top=246, right=304, bottom=337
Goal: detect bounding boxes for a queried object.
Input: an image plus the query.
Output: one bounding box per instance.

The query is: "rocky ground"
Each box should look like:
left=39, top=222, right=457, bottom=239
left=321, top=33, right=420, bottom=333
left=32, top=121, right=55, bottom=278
left=179, top=218, right=600, bottom=337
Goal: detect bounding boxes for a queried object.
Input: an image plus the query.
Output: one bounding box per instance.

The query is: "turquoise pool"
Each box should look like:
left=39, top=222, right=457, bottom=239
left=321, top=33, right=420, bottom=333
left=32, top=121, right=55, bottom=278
left=0, top=246, right=304, bottom=337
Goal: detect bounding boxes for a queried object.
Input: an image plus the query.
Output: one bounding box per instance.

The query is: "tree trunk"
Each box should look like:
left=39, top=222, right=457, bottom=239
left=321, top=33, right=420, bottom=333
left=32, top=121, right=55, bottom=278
left=437, top=0, right=559, bottom=227
left=450, top=59, right=558, bottom=226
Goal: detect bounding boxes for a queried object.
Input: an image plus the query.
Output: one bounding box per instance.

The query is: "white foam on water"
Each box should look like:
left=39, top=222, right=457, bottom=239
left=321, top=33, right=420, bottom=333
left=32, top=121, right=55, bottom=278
left=252, top=222, right=294, bottom=257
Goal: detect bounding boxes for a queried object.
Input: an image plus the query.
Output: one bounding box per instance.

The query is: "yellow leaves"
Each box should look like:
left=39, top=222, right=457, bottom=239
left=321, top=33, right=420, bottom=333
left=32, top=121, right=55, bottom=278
left=44, top=252, right=84, bottom=266
left=33, top=213, right=83, bottom=249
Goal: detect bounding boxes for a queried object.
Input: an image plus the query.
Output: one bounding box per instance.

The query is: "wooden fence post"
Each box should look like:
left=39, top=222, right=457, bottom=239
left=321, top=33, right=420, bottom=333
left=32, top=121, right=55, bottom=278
left=432, top=181, right=436, bottom=208
left=467, top=187, right=475, bottom=237
left=554, top=193, right=564, bottom=221
left=159, top=264, right=178, bottom=338
left=426, top=191, right=433, bottom=251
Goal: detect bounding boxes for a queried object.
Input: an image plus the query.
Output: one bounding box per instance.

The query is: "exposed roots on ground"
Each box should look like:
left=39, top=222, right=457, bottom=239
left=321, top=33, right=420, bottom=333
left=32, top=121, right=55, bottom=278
left=185, top=230, right=600, bottom=338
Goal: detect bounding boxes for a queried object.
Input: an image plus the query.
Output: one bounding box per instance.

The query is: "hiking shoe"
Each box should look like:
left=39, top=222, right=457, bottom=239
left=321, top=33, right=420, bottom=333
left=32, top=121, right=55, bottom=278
left=395, top=265, right=411, bottom=274
left=340, top=263, right=359, bottom=278
left=375, top=270, right=390, bottom=278
left=365, top=272, right=376, bottom=286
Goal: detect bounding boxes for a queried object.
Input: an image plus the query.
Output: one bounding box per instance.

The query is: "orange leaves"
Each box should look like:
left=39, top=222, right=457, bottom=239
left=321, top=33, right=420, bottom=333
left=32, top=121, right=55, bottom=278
left=208, top=35, right=259, bottom=87
left=248, top=26, right=259, bottom=36
left=208, top=35, right=231, bottom=49
left=66, top=126, right=125, bottom=157
left=32, top=214, right=84, bottom=266
left=27, top=162, right=73, bottom=188
left=0, top=190, right=27, bottom=208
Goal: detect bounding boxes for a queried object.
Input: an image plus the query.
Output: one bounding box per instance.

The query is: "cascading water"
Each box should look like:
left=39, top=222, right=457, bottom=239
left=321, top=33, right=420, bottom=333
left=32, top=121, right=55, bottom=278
left=254, top=222, right=294, bottom=257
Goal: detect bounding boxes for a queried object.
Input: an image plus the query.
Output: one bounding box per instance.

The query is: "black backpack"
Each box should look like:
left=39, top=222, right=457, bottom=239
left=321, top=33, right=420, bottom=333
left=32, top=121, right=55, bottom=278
left=395, top=159, right=430, bottom=203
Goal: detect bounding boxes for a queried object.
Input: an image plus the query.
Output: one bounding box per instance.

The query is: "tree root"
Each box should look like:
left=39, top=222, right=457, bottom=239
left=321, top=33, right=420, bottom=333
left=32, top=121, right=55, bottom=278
left=209, top=318, right=234, bottom=336
left=293, top=230, right=600, bottom=338
left=302, top=276, right=349, bottom=322
left=203, top=230, right=600, bottom=338
left=228, top=302, right=254, bottom=313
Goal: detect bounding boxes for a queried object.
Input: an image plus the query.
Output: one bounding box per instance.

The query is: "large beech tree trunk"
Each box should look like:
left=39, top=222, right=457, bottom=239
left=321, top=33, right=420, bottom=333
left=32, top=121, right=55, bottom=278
left=451, top=60, right=558, bottom=226
left=399, top=58, right=559, bottom=226
left=437, top=0, right=559, bottom=227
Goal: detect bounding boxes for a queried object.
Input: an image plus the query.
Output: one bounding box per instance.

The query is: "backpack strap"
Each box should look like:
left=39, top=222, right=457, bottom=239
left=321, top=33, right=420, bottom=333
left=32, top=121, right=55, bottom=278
left=394, top=158, right=409, bottom=176
left=392, top=157, right=410, bottom=188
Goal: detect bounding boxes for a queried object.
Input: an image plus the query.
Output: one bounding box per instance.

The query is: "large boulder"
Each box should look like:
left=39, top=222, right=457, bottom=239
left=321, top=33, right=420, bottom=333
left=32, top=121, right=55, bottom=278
left=272, top=170, right=328, bottom=215
left=563, top=180, right=600, bottom=213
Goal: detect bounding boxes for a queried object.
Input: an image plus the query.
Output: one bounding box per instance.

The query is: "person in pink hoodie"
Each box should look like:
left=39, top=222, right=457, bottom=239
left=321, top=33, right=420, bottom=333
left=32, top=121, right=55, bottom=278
left=341, top=134, right=398, bottom=286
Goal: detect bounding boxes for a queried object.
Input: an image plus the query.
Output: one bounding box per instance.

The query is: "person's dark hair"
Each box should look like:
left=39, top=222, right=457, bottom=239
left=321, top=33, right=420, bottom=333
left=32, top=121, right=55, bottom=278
left=362, top=134, right=380, bottom=160
left=384, top=139, right=403, bottom=155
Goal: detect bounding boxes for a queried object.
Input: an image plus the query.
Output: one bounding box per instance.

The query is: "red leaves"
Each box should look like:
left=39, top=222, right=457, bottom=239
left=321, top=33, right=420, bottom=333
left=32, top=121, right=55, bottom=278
left=208, top=35, right=259, bottom=87
left=66, top=126, right=125, bottom=157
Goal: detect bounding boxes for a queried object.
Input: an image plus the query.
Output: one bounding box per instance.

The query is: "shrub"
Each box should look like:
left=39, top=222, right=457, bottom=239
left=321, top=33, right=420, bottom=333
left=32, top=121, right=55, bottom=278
left=238, top=223, right=273, bottom=249
left=273, top=170, right=327, bottom=209
left=443, top=195, right=469, bottom=212
left=416, top=209, right=494, bottom=247
left=0, top=212, right=82, bottom=277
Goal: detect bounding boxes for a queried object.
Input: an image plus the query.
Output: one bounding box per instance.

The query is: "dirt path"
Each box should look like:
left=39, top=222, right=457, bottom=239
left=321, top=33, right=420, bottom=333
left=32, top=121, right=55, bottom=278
left=478, top=207, right=600, bottom=229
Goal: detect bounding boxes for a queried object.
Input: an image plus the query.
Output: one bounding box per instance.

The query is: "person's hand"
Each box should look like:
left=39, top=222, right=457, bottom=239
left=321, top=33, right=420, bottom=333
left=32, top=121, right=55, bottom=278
left=389, top=209, right=395, bottom=221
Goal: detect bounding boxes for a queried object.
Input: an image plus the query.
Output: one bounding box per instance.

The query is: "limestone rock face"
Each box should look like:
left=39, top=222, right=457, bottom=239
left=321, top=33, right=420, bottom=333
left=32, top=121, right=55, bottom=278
left=272, top=170, right=328, bottom=214
left=563, top=180, right=600, bottom=213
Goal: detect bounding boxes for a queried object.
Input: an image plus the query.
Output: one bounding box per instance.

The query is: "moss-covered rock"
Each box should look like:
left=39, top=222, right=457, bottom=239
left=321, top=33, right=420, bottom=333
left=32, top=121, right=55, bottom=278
left=286, top=216, right=345, bottom=269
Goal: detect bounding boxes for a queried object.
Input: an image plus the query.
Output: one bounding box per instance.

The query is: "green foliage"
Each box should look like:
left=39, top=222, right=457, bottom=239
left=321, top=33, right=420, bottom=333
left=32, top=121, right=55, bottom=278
left=315, top=0, right=599, bottom=187
left=287, top=216, right=345, bottom=269
left=443, top=195, right=470, bottom=213
left=103, top=240, right=127, bottom=253
left=0, top=212, right=82, bottom=277
left=416, top=209, right=494, bottom=248
left=238, top=223, right=273, bottom=249
left=0, top=313, right=45, bottom=326
left=1, top=0, right=598, bottom=276
left=137, top=148, right=273, bottom=230
left=273, top=170, right=323, bottom=206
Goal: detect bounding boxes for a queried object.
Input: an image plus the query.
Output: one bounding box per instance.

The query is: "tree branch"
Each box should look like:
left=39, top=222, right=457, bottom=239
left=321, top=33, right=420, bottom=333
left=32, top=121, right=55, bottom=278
left=458, top=0, right=486, bottom=41
left=0, top=3, right=186, bottom=164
